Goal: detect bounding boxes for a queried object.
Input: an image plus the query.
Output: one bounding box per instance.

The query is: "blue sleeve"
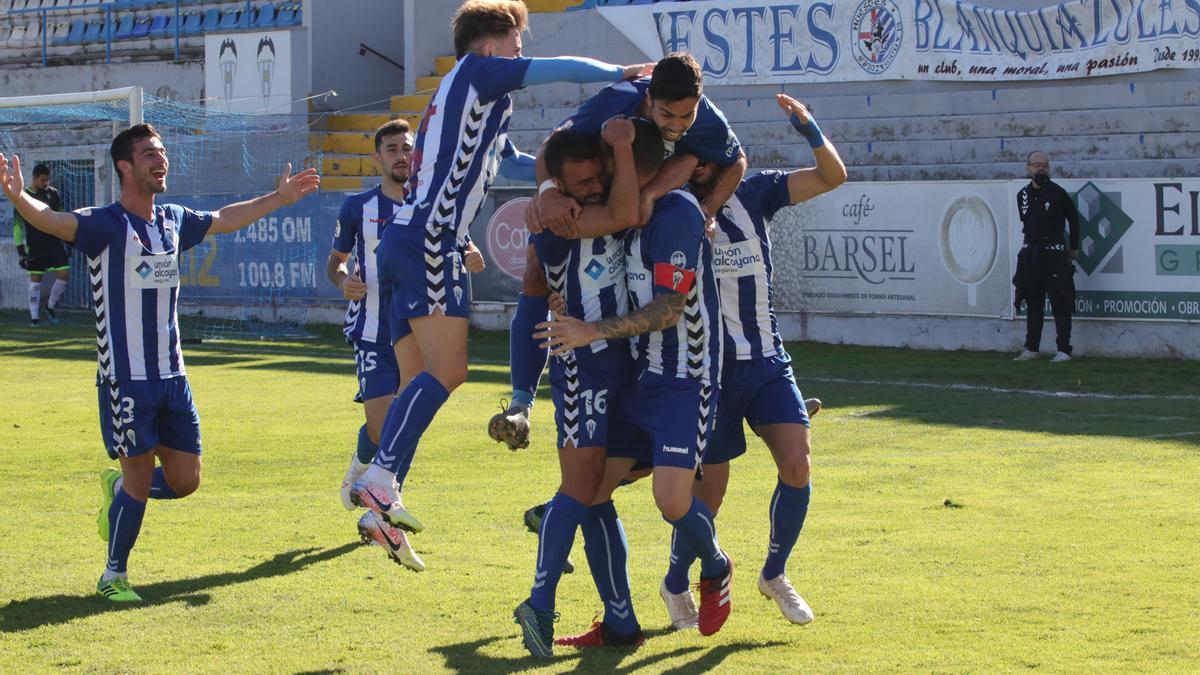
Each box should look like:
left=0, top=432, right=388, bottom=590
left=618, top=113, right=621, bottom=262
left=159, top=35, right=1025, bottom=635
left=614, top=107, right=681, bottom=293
left=71, top=206, right=118, bottom=257
left=499, top=139, right=536, bottom=182
left=561, top=80, right=642, bottom=135
left=646, top=196, right=704, bottom=296
left=177, top=206, right=214, bottom=252
left=740, top=171, right=793, bottom=223
left=530, top=230, right=571, bottom=268
left=523, top=56, right=624, bottom=88
left=332, top=198, right=359, bottom=254
left=472, top=55, right=534, bottom=101
left=676, top=96, right=741, bottom=167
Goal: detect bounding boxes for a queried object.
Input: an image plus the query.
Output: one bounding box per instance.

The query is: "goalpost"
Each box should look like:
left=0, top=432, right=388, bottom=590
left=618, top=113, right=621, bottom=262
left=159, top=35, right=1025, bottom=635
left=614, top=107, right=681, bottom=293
left=0, top=85, right=323, bottom=341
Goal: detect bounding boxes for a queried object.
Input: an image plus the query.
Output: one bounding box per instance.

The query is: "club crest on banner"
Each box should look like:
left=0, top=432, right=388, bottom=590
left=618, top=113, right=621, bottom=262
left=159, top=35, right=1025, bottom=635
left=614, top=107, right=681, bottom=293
left=853, top=0, right=902, bottom=75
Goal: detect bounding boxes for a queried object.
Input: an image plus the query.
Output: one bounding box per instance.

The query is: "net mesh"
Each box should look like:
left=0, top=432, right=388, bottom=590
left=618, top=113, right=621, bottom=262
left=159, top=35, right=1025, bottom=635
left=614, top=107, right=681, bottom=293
left=1, top=92, right=321, bottom=340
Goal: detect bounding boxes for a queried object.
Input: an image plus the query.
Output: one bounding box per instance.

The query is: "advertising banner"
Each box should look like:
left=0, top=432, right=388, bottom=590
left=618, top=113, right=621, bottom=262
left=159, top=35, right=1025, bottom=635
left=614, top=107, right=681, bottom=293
left=173, top=191, right=342, bottom=303
left=596, top=0, right=1200, bottom=84
left=204, top=29, right=293, bottom=113
left=770, top=181, right=1014, bottom=317
left=468, top=188, right=537, bottom=303
left=1013, top=178, right=1200, bottom=321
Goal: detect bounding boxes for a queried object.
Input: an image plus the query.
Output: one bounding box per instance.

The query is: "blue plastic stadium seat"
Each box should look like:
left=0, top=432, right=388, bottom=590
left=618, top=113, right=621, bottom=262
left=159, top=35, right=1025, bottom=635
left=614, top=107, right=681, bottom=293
left=63, top=18, right=85, bottom=43
left=112, top=15, right=135, bottom=40
left=217, top=9, right=239, bottom=30
left=131, top=17, right=151, bottom=38
left=181, top=11, right=202, bottom=35
left=275, top=6, right=293, bottom=25
left=254, top=3, right=275, bottom=28
left=81, top=20, right=103, bottom=42
left=148, top=14, right=168, bottom=36
left=199, top=8, right=219, bottom=32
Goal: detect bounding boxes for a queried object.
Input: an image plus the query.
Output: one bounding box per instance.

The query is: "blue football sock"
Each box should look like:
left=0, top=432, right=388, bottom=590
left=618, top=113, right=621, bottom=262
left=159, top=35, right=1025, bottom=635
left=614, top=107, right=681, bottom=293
left=527, top=492, right=587, bottom=613
left=148, top=468, right=178, bottom=500
left=509, top=293, right=549, bottom=409
left=355, top=424, right=378, bottom=464
left=667, top=497, right=727, bottom=579
left=762, top=481, right=811, bottom=580
left=106, top=488, right=146, bottom=574
left=663, top=529, right=697, bottom=594
left=581, top=501, right=640, bottom=636
left=373, top=371, right=450, bottom=486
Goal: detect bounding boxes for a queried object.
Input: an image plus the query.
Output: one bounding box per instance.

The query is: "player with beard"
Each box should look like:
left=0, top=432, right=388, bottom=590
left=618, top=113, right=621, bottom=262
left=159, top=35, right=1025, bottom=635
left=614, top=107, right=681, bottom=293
left=0, top=125, right=319, bottom=601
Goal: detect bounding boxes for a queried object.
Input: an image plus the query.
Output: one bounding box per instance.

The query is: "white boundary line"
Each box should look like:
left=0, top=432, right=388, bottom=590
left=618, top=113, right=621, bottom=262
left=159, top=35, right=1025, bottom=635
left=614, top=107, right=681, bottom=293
left=802, top=376, right=1200, bottom=402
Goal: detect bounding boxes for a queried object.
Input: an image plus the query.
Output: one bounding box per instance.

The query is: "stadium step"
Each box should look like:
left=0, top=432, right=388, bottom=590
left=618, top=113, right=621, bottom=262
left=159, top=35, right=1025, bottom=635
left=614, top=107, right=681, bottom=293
left=435, top=55, right=457, bottom=75
left=323, top=155, right=373, bottom=177
left=391, top=94, right=431, bottom=114
left=322, top=176, right=369, bottom=192
left=415, top=75, right=443, bottom=93
left=525, top=0, right=586, bottom=11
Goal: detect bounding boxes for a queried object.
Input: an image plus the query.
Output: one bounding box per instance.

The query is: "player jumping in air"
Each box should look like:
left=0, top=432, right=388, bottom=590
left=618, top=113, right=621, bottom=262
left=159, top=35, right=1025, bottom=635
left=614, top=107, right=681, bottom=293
left=348, top=0, right=651, bottom=557
left=327, top=119, right=484, bottom=572
left=0, top=125, right=319, bottom=602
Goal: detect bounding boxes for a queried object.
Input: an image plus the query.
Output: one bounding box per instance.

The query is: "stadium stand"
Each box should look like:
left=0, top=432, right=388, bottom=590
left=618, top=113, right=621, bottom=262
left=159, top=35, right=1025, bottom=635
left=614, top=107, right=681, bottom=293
left=0, top=1, right=302, bottom=64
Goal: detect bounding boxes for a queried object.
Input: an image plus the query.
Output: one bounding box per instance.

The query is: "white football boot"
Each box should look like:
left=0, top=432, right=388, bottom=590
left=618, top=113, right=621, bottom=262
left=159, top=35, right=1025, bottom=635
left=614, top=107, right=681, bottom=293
left=659, top=578, right=699, bottom=630
left=758, top=573, right=814, bottom=625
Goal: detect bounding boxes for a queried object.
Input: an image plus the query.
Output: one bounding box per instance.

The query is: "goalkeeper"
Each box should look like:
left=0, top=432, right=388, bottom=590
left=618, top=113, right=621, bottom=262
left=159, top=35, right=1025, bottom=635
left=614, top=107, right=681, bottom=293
left=12, top=163, right=69, bottom=326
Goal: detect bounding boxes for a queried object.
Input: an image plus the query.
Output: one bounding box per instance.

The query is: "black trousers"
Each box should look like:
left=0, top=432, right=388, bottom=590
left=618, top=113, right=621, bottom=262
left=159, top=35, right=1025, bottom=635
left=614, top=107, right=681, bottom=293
left=1017, top=249, right=1075, bottom=354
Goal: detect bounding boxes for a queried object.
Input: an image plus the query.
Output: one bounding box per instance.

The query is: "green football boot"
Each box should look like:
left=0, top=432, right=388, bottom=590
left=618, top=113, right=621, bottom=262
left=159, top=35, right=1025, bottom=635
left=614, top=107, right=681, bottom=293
left=96, top=576, right=142, bottom=602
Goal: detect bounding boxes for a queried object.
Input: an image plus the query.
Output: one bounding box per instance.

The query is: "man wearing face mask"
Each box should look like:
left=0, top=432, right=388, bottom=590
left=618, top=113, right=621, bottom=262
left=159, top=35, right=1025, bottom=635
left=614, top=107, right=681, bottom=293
left=1013, top=151, right=1080, bottom=362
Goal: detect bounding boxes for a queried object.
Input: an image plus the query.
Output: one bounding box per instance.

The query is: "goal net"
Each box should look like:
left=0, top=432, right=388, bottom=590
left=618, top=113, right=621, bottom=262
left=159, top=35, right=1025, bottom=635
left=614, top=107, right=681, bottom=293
left=0, top=86, right=323, bottom=341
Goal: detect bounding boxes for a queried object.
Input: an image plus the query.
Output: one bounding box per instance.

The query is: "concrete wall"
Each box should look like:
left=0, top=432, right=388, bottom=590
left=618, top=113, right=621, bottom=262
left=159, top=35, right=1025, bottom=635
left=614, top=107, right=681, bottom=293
left=307, top=0, right=406, bottom=111
left=0, top=60, right=204, bottom=103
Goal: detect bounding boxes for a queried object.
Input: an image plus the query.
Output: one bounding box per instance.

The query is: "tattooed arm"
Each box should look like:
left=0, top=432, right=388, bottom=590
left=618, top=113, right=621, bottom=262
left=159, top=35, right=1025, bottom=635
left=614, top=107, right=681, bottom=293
left=533, top=292, right=685, bottom=356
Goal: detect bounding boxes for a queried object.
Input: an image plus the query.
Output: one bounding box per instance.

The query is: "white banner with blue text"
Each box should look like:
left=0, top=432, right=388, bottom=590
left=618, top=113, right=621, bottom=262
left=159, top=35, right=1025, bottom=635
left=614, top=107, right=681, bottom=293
left=596, top=0, right=1200, bottom=84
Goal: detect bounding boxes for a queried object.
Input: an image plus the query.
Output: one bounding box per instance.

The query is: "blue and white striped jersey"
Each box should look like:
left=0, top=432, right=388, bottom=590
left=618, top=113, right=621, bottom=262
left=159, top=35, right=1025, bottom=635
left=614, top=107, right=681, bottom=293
left=72, top=202, right=213, bottom=381
left=393, top=53, right=530, bottom=251
left=712, top=171, right=793, bottom=361
left=561, top=78, right=741, bottom=166
left=333, top=186, right=403, bottom=344
left=624, top=190, right=721, bottom=381
left=532, top=230, right=628, bottom=354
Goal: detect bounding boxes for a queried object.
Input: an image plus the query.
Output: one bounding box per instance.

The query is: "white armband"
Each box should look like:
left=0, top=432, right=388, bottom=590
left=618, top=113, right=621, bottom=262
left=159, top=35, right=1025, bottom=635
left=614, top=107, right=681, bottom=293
left=538, top=179, right=558, bottom=195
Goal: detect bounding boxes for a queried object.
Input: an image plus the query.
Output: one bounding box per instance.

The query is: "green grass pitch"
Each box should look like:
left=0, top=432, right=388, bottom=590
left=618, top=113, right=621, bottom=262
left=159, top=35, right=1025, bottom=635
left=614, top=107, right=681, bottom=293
left=1, top=309, right=1198, bottom=672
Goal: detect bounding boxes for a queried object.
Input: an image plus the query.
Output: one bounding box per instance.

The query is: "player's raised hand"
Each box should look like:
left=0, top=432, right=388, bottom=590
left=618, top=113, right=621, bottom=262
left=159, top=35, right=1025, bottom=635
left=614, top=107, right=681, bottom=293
left=621, top=62, right=654, bottom=80
left=776, top=93, right=813, bottom=124
left=534, top=314, right=598, bottom=356
left=0, top=153, right=25, bottom=202
left=276, top=162, right=321, bottom=204
left=601, top=116, right=635, bottom=148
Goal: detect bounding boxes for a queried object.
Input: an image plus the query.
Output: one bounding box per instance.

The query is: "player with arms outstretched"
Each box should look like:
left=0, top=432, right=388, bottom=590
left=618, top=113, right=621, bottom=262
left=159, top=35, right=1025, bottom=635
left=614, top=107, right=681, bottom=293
left=0, top=125, right=319, bottom=601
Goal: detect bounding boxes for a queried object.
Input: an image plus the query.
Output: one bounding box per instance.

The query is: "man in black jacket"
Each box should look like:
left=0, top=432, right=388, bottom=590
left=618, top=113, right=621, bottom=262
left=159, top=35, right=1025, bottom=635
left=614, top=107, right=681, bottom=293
left=1013, top=151, right=1080, bottom=362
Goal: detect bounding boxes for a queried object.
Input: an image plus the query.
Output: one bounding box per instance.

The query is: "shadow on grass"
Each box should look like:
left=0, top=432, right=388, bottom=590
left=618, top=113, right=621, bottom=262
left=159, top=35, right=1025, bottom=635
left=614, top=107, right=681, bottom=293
left=0, top=544, right=358, bottom=633
left=430, top=633, right=786, bottom=674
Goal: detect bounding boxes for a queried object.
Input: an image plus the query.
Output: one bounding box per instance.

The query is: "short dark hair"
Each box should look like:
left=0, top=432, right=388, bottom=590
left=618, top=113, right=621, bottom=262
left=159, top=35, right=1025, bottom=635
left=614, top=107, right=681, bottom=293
left=648, top=52, right=703, bottom=102
left=111, top=123, right=162, bottom=183
left=374, top=119, right=412, bottom=153
left=543, top=129, right=601, bottom=179
left=451, top=0, right=528, bottom=58
left=32, top=163, right=51, bottom=177
left=629, top=117, right=664, bottom=175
